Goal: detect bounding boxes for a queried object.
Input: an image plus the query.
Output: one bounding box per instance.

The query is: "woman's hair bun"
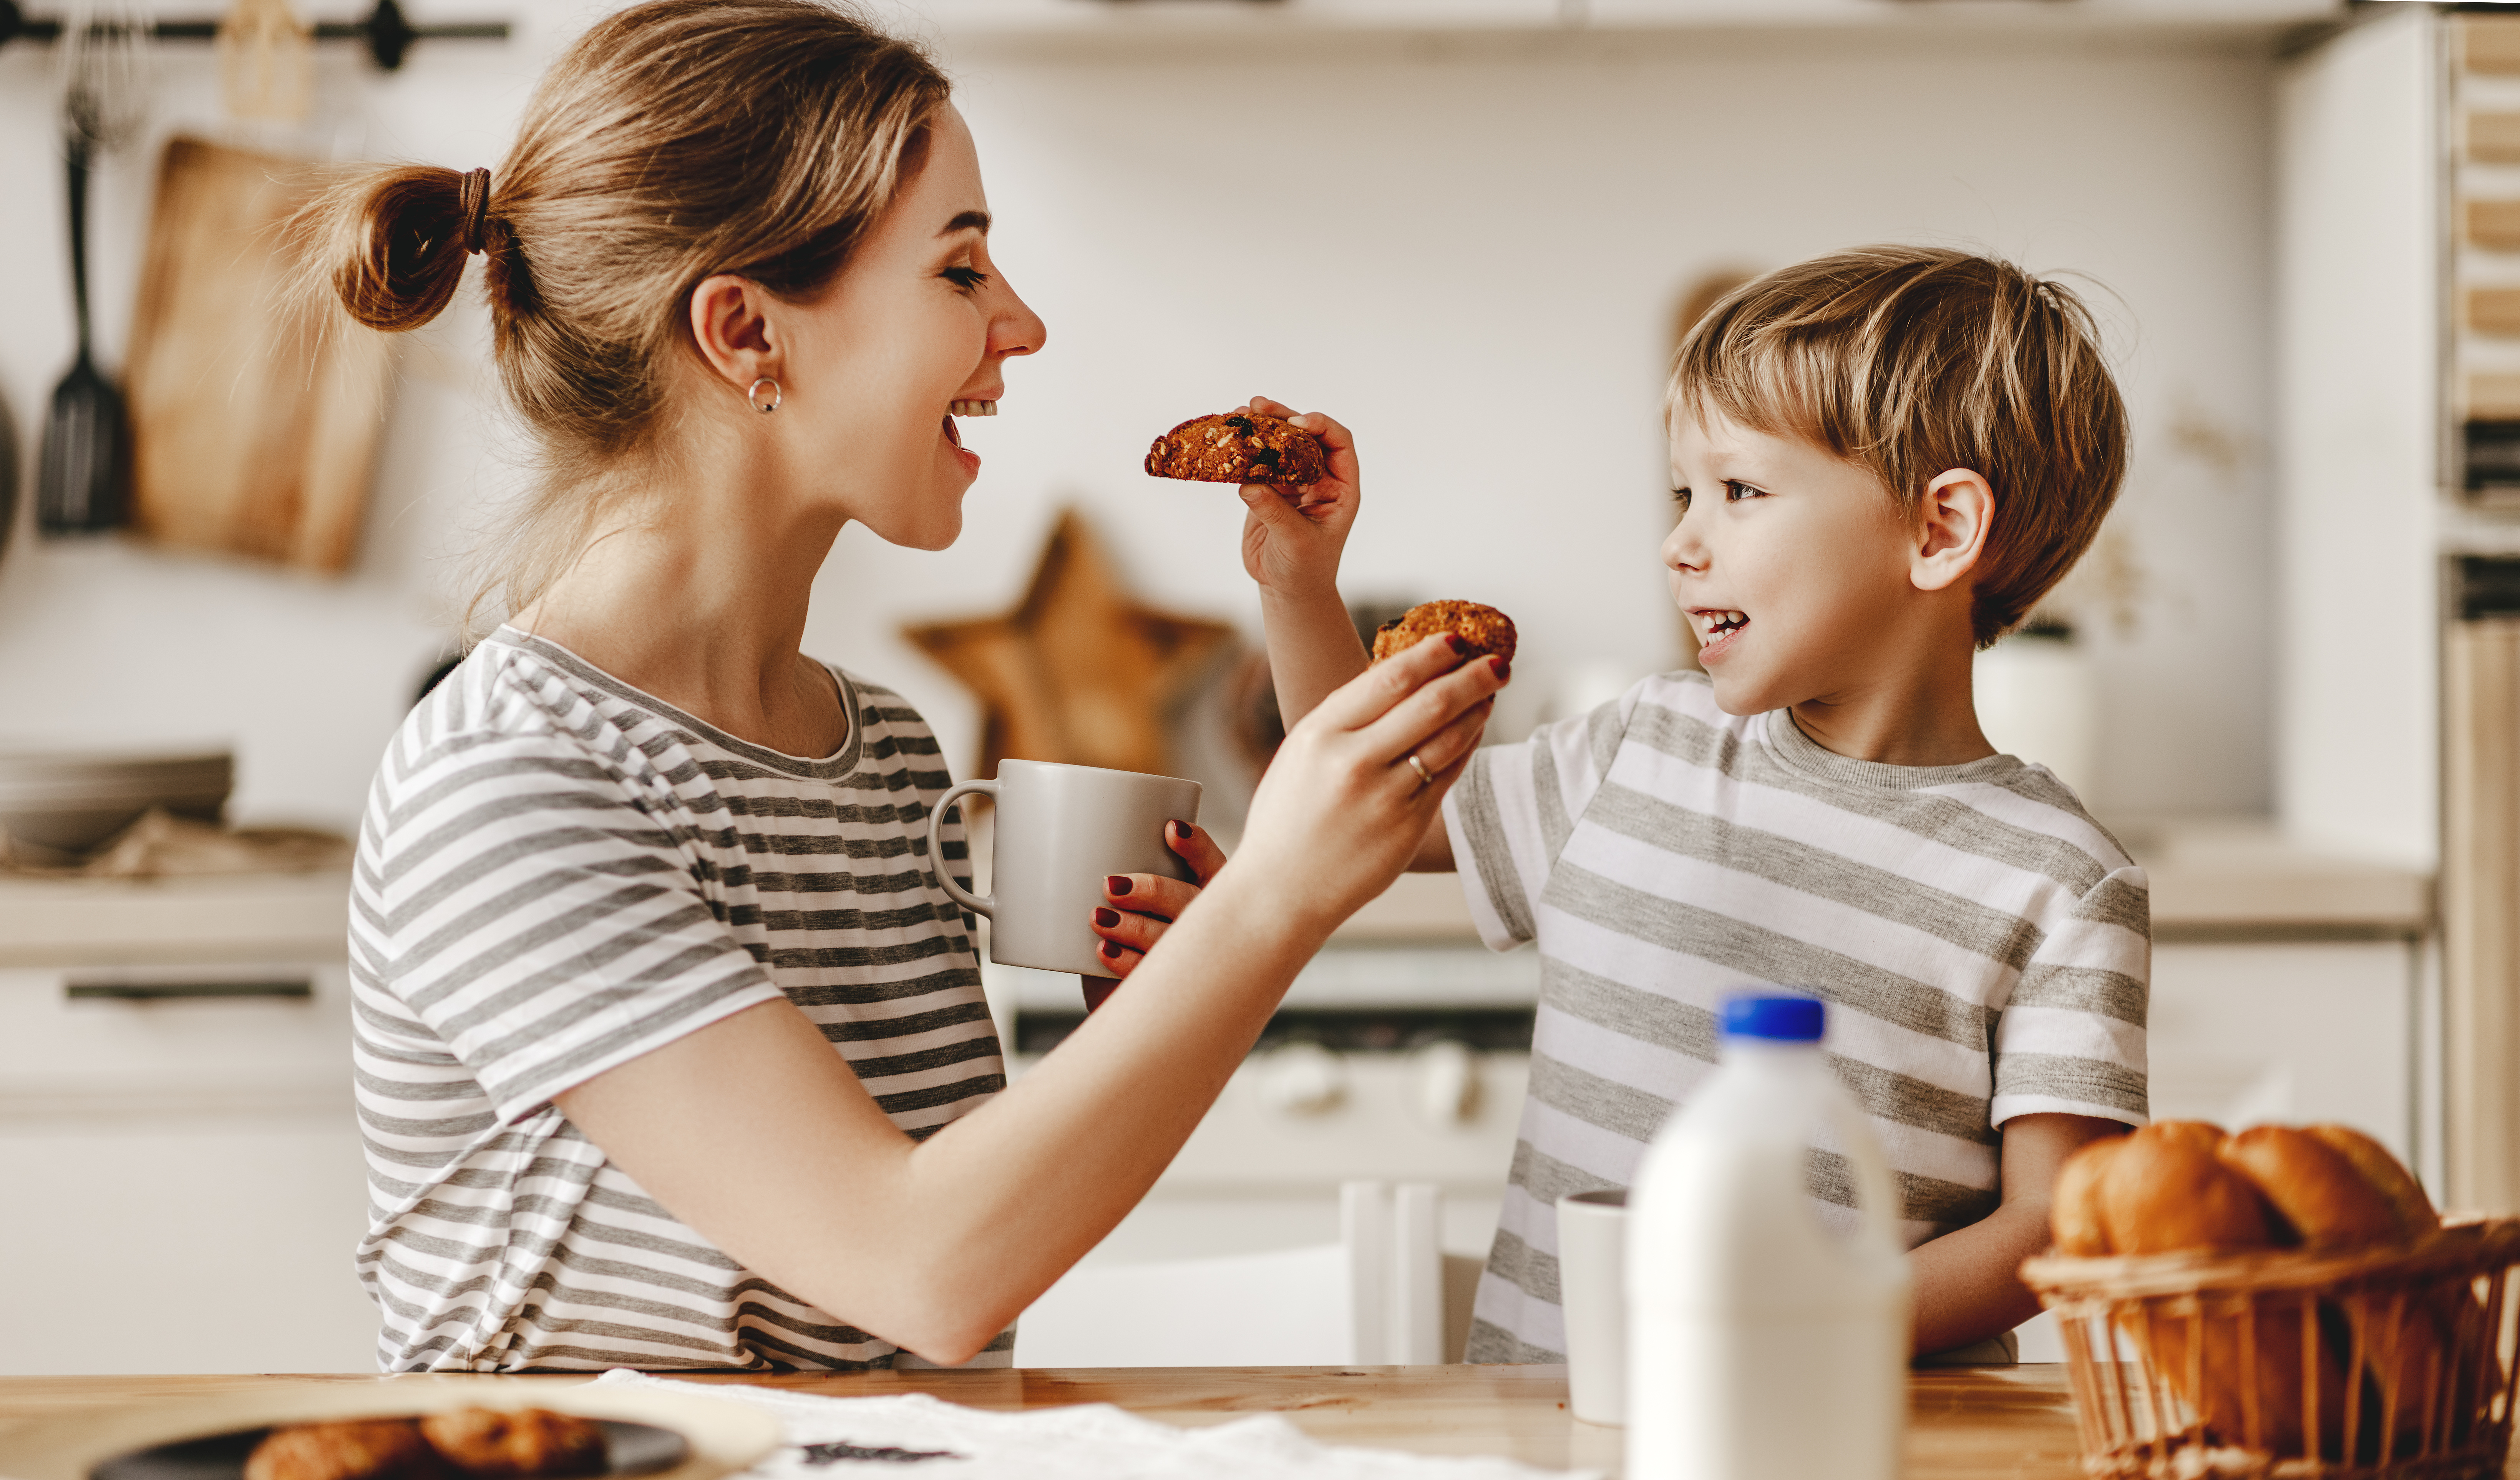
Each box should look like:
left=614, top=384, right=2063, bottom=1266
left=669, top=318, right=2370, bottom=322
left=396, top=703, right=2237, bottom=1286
left=314, top=163, right=484, bottom=333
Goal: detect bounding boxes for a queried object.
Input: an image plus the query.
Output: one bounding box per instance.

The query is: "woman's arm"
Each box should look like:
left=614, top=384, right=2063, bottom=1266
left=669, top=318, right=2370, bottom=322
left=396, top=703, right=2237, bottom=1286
left=1236, top=397, right=1458, bottom=873
left=1906, top=1111, right=2125, bottom=1355
left=556, top=636, right=1502, bottom=1364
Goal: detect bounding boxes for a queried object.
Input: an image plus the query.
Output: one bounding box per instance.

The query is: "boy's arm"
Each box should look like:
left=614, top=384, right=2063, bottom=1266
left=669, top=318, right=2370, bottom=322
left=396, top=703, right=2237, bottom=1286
left=1907, top=1111, right=2124, bottom=1356
left=1235, top=397, right=1456, bottom=872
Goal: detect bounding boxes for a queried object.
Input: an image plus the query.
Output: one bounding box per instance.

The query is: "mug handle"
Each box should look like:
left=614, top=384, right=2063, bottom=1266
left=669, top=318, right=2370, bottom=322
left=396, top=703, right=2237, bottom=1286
left=927, top=778, right=997, bottom=918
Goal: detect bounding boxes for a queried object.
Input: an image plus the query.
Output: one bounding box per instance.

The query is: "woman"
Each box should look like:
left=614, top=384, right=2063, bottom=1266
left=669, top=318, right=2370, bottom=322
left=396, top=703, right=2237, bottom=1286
left=325, top=0, right=1499, bottom=1373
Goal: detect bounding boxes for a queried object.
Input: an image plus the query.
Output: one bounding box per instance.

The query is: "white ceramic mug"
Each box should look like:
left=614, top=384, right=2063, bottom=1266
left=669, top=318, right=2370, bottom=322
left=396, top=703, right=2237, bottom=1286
left=927, top=760, right=1202, bottom=978
left=1557, top=1188, right=1630, bottom=1426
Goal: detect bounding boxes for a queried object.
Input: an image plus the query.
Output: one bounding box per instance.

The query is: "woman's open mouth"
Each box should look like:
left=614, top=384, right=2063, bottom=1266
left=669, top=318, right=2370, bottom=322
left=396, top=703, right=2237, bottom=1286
left=944, top=400, right=994, bottom=468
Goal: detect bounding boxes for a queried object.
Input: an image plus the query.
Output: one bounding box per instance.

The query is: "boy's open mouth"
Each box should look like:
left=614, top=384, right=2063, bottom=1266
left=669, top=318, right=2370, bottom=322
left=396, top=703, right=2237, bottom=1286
left=1699, top=610, right=1748, bottom=644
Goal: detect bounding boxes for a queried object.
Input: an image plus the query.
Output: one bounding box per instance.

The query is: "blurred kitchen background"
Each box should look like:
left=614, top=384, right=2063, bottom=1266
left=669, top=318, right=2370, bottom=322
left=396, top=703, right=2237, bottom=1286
left=0, top=0, right=2498, bottom=1374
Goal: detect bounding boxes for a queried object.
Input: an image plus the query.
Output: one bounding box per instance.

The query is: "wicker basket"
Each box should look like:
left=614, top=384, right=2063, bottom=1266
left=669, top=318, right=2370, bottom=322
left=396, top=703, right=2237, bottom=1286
left=2020, top=1218, right=2520, bottom=1480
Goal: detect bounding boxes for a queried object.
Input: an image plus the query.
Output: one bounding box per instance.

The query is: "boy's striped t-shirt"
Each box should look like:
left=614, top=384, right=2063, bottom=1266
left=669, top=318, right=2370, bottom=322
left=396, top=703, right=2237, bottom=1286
left=1443, top=670, right=2149, bottom=1365
left=349, top=628, right=1006, bottom=1372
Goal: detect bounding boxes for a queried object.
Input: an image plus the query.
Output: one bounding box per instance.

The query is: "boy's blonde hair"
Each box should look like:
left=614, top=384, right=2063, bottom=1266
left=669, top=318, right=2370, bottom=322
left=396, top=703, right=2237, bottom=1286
left=1667, top=245, right=2128, bottom=648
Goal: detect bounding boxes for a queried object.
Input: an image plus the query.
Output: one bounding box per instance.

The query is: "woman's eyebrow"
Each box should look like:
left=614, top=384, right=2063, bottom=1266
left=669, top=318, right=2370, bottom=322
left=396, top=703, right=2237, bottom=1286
left=939, top=209, right=990, bottom=237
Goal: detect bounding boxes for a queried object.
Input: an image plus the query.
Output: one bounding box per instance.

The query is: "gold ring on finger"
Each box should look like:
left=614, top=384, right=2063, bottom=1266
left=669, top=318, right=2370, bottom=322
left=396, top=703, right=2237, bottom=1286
left=1405, top=752, right=1434, bottom=787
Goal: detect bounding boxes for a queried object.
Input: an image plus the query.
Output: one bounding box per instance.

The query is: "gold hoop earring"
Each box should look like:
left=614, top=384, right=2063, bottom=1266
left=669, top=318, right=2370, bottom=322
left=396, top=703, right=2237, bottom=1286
left=748, top=377, right=782, bottom=414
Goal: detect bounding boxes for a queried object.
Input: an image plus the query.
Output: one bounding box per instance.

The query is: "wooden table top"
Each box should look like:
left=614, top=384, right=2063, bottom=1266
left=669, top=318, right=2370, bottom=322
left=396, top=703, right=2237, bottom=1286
left=0, top=1363, right=2088, bottom=1477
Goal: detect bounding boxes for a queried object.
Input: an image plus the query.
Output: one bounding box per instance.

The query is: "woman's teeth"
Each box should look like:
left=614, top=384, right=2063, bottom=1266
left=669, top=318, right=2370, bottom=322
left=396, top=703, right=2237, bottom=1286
left=949, top=400, right=997, bottom=417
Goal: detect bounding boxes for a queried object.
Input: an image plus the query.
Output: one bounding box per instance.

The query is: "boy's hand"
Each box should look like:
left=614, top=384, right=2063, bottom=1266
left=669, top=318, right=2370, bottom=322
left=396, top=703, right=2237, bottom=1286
left=1237, top=396, right=1358, bottom=604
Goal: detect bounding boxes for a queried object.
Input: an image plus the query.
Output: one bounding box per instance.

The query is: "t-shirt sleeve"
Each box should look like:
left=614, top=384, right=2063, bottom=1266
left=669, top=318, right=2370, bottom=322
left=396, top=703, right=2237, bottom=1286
left=1989, top=864, right=2151, bottom=1128
left=1440, top=684, right=1640, bottom=952
left=363, top=726, right=785, bottom=1126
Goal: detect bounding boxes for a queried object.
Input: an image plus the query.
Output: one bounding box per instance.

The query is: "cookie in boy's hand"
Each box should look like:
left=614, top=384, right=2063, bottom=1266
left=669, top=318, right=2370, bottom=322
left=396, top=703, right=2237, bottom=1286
left=1370, top=600, right=1517, bottom=667
left=1145, top=411, right=1327, bottom=486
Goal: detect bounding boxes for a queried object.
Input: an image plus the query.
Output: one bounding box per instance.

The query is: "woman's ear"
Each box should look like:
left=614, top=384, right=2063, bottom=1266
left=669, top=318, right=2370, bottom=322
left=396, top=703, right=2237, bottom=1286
left=1912, top=467, right=1994, bottom=595
left=687, top=274, right=780, bottom=392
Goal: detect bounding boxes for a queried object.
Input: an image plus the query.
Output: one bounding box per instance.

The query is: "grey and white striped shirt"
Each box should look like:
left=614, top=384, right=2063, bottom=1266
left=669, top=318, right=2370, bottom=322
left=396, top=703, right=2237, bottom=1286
left=1444, top=671, right=2148, bottom=1365
left=349, top=628, right=1005, bottom=1372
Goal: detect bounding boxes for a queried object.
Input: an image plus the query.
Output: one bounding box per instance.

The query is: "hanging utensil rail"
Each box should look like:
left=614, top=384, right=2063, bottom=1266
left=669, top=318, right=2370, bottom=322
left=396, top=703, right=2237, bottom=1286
left=0, top=0, right=506, bottom=71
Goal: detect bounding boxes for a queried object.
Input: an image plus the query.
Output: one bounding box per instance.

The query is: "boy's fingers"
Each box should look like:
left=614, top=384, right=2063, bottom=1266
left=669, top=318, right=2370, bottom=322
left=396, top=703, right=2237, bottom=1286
left=1163, top=822, right=1228, bottom=885
left=1238, top=480, right=1311, bottom=530
left=1245, top=395, right=1355, bottom=454
left=1306, top=632, right=1473, bottom=734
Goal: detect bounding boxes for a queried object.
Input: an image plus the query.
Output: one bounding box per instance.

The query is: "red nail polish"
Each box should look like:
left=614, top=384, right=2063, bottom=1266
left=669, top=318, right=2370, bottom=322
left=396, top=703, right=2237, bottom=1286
left=1170, top=820, right=1193, bottom=840
left=1106, top=875, right=1133, bottom=897
left=1491, top=655, right=1511, bottom=680
left=1094, top=907, right=1121, bottom=928
left=1446, top=635, right=1469, bottom=655
left=1100, top=939, right=1124, bottom=959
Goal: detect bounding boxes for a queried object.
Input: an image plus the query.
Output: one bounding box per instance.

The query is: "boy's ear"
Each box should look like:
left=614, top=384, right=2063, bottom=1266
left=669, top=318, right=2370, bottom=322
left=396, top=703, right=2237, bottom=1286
left=687, top=273, right=783, bottom=391
left=1911, top=467, right=1994, bottom=595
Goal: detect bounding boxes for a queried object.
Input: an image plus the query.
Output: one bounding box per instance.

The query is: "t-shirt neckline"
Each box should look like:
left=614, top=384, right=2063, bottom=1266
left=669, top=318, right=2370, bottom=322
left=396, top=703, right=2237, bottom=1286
left=493, top=626, right=863, bottom=779
left=1756, top=704, right=2024, bottom=792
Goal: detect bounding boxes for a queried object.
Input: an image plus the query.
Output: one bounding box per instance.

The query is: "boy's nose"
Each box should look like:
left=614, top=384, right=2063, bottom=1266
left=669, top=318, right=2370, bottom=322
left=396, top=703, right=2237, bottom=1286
left=1661, top=516, right=1704, bottom=571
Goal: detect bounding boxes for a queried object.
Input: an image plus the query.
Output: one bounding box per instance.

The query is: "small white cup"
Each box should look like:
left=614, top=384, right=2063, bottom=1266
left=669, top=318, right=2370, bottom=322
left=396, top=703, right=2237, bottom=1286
left=1557, top=1188, right=1629, bottom=1426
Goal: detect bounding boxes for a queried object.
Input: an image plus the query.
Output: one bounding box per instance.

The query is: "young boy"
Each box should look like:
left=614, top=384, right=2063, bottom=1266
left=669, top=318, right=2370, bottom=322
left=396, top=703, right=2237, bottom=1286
left=1236, top=245, right=2147, bottom=1364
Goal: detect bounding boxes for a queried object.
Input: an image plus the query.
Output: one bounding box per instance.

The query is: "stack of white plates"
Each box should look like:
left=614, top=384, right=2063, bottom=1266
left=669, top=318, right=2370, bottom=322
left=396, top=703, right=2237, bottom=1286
left=0, top=749, right=233, bottom=862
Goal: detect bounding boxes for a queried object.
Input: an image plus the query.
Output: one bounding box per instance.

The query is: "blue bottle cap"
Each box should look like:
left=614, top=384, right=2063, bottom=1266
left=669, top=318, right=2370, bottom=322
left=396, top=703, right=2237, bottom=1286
left=1720, top=993, right=1824, bottom=1043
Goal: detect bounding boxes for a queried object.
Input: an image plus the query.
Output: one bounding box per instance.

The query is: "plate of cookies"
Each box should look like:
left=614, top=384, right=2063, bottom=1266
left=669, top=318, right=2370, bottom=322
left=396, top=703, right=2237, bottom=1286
left=0, top=1381, right=779, bottom=1480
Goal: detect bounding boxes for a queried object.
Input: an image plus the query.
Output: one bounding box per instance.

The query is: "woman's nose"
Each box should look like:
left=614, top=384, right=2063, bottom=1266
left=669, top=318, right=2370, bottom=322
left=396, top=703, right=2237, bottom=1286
left=994, top=278, right=1047, bottom=359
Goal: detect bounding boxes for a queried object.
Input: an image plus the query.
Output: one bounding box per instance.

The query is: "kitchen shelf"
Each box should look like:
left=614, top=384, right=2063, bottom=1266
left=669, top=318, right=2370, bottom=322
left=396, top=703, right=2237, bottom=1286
left=0, top=870, right=349, bottom=966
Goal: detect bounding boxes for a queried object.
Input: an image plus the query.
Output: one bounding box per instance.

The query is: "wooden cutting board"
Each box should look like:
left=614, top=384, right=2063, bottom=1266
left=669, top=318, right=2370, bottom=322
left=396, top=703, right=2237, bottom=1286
left=124, top=135, right=389, bottom=572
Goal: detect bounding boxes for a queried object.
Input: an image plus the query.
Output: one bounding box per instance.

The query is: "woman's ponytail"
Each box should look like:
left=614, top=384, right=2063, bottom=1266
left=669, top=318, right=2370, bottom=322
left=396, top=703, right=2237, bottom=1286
left=311, top=163, right=489, bottom=333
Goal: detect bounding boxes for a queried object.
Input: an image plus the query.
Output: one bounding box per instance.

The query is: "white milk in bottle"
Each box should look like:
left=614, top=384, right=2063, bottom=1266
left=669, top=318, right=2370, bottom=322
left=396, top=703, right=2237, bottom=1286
left=1625, top=993, right=1912, bottom=1480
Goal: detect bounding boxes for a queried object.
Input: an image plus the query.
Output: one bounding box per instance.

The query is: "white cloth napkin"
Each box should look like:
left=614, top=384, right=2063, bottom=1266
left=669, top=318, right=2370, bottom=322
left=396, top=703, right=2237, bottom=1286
left=594, top=1370, right=1600, bottom=1480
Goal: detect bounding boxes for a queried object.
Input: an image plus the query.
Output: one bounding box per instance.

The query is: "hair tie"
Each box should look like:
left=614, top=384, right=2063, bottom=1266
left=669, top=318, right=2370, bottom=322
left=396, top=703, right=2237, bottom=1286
left=458, top=168, right=493, bottom=254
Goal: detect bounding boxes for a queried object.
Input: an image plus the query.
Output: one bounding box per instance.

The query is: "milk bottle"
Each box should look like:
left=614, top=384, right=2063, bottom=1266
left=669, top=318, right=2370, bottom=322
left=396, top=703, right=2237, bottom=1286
left=1625, top=994, right=1912, bottom=1480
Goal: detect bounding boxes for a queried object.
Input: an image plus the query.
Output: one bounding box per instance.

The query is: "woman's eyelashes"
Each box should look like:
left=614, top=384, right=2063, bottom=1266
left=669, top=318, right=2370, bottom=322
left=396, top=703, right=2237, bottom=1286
left=941, top=264, right=990, bottom=292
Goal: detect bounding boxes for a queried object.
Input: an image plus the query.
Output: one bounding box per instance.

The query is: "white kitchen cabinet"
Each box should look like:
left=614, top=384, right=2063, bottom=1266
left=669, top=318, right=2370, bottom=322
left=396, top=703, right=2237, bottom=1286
left=2148, top=939, right=2417, bottom=1161
left=0, top=962, right=375, bottom=1375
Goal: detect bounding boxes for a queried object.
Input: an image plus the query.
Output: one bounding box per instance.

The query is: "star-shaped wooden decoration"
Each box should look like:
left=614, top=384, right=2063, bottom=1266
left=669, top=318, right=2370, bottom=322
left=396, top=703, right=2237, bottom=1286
left=904, top=509, right=1236, bottom=779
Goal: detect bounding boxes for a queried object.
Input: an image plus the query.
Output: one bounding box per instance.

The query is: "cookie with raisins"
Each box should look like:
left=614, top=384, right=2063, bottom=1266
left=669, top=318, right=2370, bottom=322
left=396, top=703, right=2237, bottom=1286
left=1145, top=411, right=1327, bottom=486
left=1369, top=601, right=1516, bottom=667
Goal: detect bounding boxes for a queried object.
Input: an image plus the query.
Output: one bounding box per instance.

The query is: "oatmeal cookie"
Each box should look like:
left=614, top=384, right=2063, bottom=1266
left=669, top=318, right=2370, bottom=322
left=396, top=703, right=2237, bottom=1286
left=1369, top=601, right=1516, bottom=666
left=244, top=1420, right=446, bottom=1480
left=1144, top=411, right=1327, bottom=486
left=420, top=1408, right=605, bottom=1479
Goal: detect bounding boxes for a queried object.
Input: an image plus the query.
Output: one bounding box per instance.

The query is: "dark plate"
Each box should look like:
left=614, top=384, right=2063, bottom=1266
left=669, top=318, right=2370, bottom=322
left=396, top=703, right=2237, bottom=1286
left=90, top=1420, right=688, bottom=1480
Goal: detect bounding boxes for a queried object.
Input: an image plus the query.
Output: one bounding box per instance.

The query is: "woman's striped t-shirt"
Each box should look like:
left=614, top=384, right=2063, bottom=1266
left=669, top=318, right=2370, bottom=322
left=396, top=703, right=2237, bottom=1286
left=1444, top=670, right=2150, bottom=1365
left=348, top=628, right=1006, bottom=1372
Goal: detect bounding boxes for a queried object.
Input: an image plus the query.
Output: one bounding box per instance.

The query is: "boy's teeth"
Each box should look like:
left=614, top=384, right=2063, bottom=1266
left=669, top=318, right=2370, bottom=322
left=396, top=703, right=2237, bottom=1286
left=949, top=400, right=997, bottom=417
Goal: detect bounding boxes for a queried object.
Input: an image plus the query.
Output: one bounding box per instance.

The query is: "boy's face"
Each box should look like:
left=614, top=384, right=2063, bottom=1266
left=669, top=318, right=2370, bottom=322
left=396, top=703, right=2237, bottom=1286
left=1661, top=405, right=1926, bottom=717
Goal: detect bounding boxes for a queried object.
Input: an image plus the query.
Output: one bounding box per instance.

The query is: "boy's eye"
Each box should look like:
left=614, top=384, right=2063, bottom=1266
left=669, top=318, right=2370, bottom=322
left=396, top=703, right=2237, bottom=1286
left=1671, top=486, right=1691, bottom=513
left=942, top=265, right=991, bottom=291
left=1725, top=479, right=1766, bottom=502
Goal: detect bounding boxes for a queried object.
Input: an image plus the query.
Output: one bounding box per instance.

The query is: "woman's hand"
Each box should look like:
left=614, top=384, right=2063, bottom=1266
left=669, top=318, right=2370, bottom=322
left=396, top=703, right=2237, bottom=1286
left=1223, top=632, right=1506, bottom=936
left=1087, top=821, right=1229, bottom=979
left=1237, top=395, right=1359, bottom=604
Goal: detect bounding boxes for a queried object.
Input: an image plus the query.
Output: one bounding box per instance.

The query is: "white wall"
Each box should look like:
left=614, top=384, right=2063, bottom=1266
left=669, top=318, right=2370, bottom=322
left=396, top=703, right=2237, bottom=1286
left=0, top=11, right=2277, bottom=830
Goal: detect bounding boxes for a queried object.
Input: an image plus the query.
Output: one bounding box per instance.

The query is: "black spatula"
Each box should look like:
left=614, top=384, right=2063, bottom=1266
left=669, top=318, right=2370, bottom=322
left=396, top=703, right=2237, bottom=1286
left=37, top=5, right=142, bottom=537
left=36, top=128, right=129, bottom=535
